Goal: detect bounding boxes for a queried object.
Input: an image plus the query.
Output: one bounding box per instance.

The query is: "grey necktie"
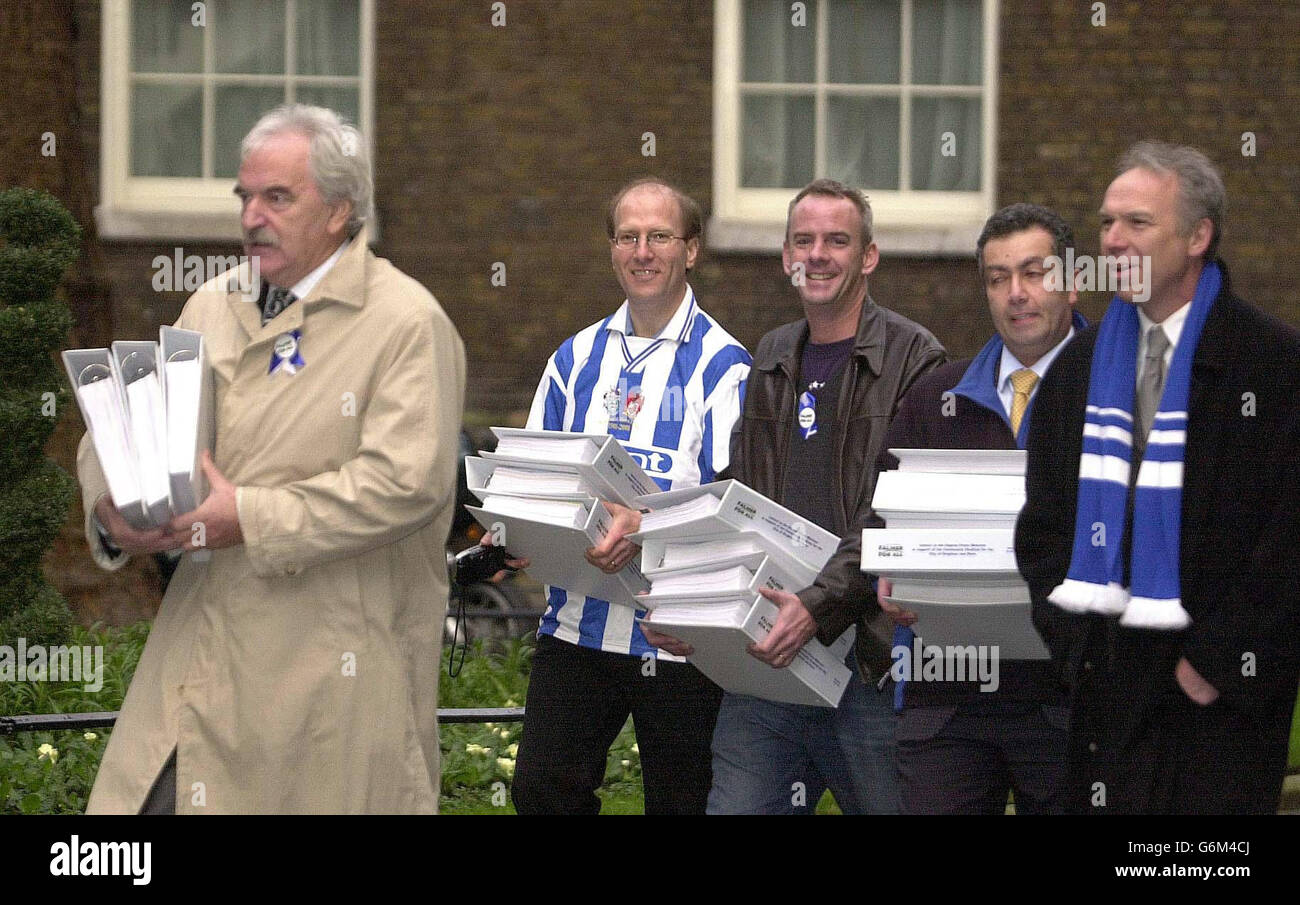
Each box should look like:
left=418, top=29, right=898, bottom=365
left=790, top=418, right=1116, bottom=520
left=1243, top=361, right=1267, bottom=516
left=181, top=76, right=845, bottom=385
left=262, top=286, right=297, bottom=326
left=1136, top=325, right=1170, bottom=442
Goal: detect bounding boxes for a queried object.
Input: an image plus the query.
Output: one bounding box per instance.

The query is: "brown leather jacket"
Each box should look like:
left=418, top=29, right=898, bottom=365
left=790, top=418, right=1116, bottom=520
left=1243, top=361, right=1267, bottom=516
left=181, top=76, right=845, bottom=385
left=723, top=296, right=946, bottom=681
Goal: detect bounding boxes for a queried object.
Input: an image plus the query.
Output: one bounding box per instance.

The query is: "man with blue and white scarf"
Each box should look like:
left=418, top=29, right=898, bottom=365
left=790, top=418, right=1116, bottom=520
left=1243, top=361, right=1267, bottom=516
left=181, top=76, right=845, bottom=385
left=1016, top=142, right=1300, bottom=814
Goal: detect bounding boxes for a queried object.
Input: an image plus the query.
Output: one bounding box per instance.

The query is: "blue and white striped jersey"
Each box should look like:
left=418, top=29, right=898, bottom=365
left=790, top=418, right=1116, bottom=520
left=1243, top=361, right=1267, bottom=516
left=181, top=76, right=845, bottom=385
left=526, top=286, right=752, bottom=658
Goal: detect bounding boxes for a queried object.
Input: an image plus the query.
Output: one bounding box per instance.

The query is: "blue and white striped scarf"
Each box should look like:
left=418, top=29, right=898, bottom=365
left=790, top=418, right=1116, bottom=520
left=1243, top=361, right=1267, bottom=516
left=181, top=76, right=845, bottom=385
left=1048, top=261, right=1221, bottom=629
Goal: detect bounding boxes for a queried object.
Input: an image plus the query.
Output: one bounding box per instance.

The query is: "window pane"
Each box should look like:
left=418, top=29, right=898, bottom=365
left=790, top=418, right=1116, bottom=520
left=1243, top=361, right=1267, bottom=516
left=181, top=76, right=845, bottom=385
left=297, top=0, right=360, bottom=76
left=742, top=0, right=814, bottom=83
left=214, top=86, right=286, bottom=177
left=132, top=0, right=202, bottom=73
left=296, top=86, right=360, bottom=127
left=911, top=0, right=982, bottom=85
left=741, top=94, right=814, bottom=188
left=131, top=84, right=202, bottom=176
left=827, top=96, right=900, bottom=189
left=828, top=0, right=900, bottom=84
left=214, top=0, right=286, bottom=74
left=910, top=97, right=981, bottom=190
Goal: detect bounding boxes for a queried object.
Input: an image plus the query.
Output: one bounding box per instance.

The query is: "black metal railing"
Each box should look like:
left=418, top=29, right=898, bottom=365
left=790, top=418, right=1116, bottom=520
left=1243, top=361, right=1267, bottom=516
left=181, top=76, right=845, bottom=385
left=0, top=707, right=525, bottom=735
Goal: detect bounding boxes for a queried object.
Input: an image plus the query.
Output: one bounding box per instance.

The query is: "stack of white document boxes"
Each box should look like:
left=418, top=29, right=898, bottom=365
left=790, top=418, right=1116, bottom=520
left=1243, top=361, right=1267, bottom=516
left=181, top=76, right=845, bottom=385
left=63, top=327, right=213, bottom=530
left=632, top=480, right=855, bottom=707
left=464, top=428, right=659, bottom=607
left=862, top=449, right=1047, bottom=659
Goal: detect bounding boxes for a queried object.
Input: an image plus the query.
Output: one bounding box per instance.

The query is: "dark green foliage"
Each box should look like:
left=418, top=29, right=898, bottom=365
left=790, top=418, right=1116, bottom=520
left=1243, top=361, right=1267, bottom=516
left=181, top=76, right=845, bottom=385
left=0, top=188, right=79, bottom=646
left=0, top=302, right=74, bottom=390
left=0, top=460, right=76, bottom=579
left=0, top=189, right=80, bottom=307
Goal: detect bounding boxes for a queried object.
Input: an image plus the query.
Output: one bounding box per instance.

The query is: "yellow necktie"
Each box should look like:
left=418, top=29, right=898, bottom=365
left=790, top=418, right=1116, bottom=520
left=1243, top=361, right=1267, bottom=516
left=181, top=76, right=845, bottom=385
left=1009, top=368, right=1039, bottom=436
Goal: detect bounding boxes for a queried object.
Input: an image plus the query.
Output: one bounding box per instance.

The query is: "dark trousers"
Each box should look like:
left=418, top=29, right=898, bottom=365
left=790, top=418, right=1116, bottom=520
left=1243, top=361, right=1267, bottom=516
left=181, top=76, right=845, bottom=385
left=512, top=633, right=723, bottom=815
left=896, top=700, right=1069, bottom=815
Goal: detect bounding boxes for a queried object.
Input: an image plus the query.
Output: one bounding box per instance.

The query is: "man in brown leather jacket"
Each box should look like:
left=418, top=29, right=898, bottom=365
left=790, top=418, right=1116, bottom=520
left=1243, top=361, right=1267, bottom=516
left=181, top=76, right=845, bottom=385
left=646, top=178, right=945, bottom=813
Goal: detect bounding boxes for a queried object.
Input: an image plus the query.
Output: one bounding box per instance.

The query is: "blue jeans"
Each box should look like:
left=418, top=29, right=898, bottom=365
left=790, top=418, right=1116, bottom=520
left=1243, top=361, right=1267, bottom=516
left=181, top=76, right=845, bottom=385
left=706, top=663, right=900, bottom=815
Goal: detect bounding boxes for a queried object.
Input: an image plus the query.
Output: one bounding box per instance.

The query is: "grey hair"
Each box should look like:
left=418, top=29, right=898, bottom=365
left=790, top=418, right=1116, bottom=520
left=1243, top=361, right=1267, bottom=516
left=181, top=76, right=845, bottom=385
left=241, top=104, right=373, bottom=236
left=1117, top=141, right=1225, bottom=260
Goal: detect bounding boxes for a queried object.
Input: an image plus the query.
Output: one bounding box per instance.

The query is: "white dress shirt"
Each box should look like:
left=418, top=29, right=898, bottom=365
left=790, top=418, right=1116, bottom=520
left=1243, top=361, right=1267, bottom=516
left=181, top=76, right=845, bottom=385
left=1137, top=299, right=1191, bottom=385
left=285, top=238, right=350, bottom=301
left=996, top=326, right=1077, bottom=419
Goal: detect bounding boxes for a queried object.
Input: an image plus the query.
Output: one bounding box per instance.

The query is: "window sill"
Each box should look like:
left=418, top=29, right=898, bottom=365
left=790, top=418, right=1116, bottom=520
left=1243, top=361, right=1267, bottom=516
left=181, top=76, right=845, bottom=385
left=94, top=205, right=243, bottom=243
left=706, top=216, right=982, bottom=258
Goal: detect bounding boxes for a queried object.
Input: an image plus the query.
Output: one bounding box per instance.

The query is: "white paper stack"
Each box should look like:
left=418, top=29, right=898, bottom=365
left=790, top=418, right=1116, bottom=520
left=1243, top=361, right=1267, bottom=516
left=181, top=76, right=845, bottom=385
left=638, top=543, right=816, bottom=607
left=112, top=341, right=171, bottom=526
left=651, top=535, right=767, bottom=570
left=161, top=327, right=214, bottom=515
left=888, top=448, right=1026, bottom=475
left=632, top=480, right=853, bottom=706
left=64, top=329, right=213, bottom=531
left=481, top=427, right=660, bottom=503
left=632, top=480, right=840, bottom=573
left=861, top=528, right=1018, bottom=577
left=464, top=428, right=658, bottom=607
left=644, top=597, right=853, bottom=707
left=863, top=449, right=1046, bottom=659
left=64, top=349, right=151, bottom=531
left=870, top=470, right=1025, bottom=528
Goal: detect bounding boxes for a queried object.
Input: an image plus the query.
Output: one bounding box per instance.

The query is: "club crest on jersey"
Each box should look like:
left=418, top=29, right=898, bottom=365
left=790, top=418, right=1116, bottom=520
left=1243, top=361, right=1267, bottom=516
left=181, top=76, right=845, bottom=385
left=603, top=385, right=630, bottom=430
left=625, top=390, right=644, bottom=421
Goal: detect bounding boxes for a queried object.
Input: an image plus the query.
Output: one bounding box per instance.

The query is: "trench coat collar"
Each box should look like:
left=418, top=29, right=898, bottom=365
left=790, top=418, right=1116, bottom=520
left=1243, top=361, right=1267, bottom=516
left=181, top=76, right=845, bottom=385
left=753, top=294, right=888, bottom=381
left=223, top=227, right=371, bottom=340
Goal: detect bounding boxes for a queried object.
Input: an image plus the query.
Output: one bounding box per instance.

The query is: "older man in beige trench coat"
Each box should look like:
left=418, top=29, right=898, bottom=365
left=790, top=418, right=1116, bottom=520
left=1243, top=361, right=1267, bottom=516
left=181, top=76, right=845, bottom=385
left=77, top=105, right=465, bottom=814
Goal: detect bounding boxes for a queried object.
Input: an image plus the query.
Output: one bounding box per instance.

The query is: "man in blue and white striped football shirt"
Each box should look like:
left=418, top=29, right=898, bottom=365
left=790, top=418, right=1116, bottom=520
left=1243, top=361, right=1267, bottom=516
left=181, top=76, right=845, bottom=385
left=510, top=178, right=751, bottom=814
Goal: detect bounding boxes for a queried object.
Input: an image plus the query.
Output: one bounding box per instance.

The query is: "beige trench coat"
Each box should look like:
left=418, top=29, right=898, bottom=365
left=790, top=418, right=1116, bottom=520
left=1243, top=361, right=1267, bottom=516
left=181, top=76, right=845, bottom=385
left=77, top=232, right=465, bottom=813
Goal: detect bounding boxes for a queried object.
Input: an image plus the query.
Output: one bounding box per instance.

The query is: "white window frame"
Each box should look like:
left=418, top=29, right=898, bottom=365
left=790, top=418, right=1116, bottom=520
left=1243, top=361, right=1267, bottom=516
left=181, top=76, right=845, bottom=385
left=96, top=0, right=375, bottom=242
left=711, top=0, right=998, bottom=256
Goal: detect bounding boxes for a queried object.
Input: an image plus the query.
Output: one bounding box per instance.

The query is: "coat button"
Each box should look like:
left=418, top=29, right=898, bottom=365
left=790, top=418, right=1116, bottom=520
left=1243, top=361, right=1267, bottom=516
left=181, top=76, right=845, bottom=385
left=1083, top=660, right=1093, bottom=671
left=284, top=563, right=300, bottom=576
left=1088, top=741, right=1097, bottom=753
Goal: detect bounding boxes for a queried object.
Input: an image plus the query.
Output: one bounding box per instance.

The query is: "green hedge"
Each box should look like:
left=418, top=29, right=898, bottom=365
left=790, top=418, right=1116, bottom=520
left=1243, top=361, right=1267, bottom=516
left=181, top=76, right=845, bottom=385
left=0, top=187, right=80, bottom=645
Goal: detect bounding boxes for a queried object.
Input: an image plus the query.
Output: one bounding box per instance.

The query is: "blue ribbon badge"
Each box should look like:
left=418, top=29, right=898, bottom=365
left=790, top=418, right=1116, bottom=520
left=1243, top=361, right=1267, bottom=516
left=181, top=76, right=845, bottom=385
left=270, top=329, right=305, bottom=376
left=797, top=390, right=817, bottom=439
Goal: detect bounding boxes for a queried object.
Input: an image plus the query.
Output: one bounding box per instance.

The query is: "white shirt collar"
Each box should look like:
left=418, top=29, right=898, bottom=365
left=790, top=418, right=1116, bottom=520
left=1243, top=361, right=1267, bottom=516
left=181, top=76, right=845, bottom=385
left=1137, top=298, right=1192, bottom=353
left=607, top=285, right=696, bottom=343
left=997, top=325, right=1077, bottom=397
left=283, top=238, right=350, bottom=302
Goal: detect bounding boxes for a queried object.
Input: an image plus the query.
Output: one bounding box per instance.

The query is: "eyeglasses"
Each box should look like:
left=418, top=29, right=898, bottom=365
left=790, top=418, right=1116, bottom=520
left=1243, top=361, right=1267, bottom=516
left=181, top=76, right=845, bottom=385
left=611, top=231, right=689, bottom=249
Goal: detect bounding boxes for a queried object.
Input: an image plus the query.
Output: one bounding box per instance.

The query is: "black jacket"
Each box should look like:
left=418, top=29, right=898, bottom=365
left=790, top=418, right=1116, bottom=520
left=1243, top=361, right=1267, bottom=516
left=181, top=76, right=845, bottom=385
left=1017, top=264, right=1300, bottom=720
left=725, top=296, right=946, bottom=680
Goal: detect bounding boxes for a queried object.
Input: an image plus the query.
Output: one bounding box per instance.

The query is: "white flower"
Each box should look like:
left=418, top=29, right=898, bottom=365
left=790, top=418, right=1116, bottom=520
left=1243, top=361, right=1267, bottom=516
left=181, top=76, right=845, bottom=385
left=496, top=757, right=516, bottom=778
left=621, top=759, right=630, bottom=768
left=507, top=743, right=518, bottom=757
left=38, top=744, right=59, bottom=763
left=83, top=732, right=98, bottom=742
left=630, top=743, right=639, bottom=754
left=464, top=743, right=491, bottom=756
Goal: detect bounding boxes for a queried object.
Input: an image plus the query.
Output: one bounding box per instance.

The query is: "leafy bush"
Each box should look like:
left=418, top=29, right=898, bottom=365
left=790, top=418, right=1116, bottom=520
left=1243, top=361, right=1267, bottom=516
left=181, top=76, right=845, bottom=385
left=0, top=622, right=147, bottom=814
left=0, top=188, right=79, bottom=645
